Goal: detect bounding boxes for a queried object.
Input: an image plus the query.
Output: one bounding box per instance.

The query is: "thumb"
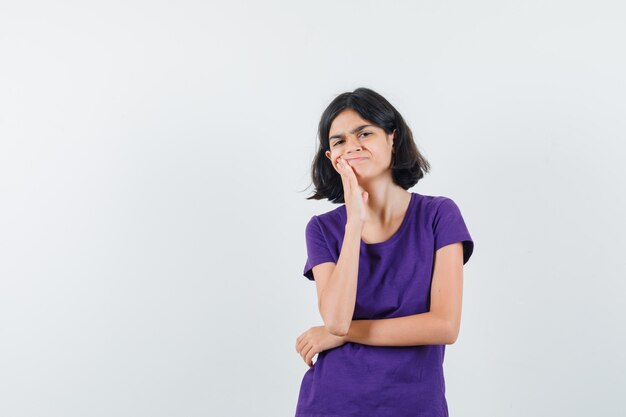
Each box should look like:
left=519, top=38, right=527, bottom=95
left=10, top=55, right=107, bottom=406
left=362, top=191, right=368, bottom=204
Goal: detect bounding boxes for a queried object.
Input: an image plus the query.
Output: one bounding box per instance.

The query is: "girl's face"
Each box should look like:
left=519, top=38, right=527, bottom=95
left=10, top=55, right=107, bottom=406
left=325, top=109, right=395, bottom=179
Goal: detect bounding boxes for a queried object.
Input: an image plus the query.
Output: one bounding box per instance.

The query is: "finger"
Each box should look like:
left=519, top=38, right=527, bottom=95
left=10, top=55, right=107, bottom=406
left=300, top=343, right=314, bottom=364
left=296, top=337, right=306, bottom=353
left=336, top=158, right=353, bottom=192
left=335, top=157, right=346, bottom=175
left=340, top=157, right=358, bottom=179
left=339, top=158, right=360, bottom=190
left=337, top=157, right=349, bottom=176
left=306, top=351, right=316, bottom=367
left=340, top=157, right=359, bottom=182
left=295, top=334, right=303, bottom=352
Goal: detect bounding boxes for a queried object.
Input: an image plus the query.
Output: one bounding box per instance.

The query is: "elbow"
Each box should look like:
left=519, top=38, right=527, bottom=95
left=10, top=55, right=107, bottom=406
left=324, top=319, right=349, bottom=337
left=319, top=302, right=350, bottom=337
left=446, top=321, right=460, bottom=345
left=327, top=324, right=348, bottom=337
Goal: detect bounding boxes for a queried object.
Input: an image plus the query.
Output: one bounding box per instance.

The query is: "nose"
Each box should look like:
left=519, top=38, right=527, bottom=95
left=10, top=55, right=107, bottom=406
left=343, top=135, right=362, bottom=152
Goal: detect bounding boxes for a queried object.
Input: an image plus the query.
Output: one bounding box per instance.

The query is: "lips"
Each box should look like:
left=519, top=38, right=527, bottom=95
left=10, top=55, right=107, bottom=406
left=346, top=157, right=367, bottom=162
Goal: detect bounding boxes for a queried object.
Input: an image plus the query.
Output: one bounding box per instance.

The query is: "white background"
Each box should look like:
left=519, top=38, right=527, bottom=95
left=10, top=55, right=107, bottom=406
left=1, top=1, right=625, bottom=416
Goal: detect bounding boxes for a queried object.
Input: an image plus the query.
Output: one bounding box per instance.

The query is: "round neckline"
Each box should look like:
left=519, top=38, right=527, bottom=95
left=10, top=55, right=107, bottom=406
left=357, top=192, right=416, bottom=249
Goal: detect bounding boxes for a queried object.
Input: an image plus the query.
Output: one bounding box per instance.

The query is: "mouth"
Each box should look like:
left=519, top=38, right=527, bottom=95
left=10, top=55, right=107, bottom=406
left=347, top=157, right=367, bottom=163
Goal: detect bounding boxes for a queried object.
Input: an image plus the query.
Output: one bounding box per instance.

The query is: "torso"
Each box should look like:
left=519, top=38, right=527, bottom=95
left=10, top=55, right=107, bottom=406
left=297, top=191, right=470, bottom=416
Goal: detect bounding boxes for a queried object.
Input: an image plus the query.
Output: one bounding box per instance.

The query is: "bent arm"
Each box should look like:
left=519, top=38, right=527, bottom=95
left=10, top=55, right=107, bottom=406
left=343, top=242, right=466, bottom=346
left=320, top=222, right=362, bottom=336
left=343, top=312, right=454, bottom=346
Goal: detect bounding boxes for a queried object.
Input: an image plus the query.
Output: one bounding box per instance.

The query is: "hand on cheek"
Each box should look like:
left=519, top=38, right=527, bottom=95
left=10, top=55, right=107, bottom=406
left=336, top=157, right=346, bottom=172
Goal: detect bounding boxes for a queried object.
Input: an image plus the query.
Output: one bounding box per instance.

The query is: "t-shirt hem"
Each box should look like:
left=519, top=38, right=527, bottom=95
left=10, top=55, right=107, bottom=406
left=434, top=234, right=474, bottom=264
left=303, top=256, right=337, bottom=280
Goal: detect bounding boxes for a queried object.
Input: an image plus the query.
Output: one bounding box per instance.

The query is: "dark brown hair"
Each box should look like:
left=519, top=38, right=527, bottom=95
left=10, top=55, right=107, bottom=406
left=307, top=87, right=431, bottom=203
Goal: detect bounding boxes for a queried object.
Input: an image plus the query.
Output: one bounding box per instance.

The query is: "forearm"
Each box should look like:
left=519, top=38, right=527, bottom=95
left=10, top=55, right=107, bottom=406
left=344, top=312, right=454, bottom=346
left=320, top=222, right=362, bottom=336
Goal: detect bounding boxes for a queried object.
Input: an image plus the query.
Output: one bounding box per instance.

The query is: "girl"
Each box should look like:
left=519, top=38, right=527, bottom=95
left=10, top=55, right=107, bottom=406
left=294, top=87, right=474, bottom=417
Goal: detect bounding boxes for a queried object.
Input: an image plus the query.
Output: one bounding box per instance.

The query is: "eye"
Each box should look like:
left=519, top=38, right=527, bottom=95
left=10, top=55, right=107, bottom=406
left=331, top=132, right=371, bottom=147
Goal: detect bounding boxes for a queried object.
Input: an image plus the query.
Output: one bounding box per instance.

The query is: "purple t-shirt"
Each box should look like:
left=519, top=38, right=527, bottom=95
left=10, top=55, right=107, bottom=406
left=295, top=192, right=474, bottom=417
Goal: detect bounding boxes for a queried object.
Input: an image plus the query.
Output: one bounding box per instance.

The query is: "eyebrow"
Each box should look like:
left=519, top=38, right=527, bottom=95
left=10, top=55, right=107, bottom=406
left=329, top=124, right=375, bottom=142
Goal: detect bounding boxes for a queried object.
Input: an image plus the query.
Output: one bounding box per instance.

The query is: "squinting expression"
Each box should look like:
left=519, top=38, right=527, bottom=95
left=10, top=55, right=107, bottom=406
left=325, top=109, right=395, bottom=177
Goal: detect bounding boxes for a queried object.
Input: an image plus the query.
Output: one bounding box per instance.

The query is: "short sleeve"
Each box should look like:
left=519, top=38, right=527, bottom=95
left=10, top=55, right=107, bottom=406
left=433, top=198, right=474, bottom=265
left=302, top=215, right=336, bottom=280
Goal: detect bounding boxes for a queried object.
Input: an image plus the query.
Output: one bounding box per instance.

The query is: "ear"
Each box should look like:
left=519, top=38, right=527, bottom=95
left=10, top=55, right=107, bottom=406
left=388, top=129, right=396, bottom=146
left=325, top=150, right=339, bottom=172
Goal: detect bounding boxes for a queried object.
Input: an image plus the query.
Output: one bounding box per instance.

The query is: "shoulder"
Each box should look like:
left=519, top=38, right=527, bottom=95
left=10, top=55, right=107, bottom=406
left=412, top=193, right=469, bottom=233
left=307, top=204, right=346, bottom=234
left=413, top=192, right=458, bottom=215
